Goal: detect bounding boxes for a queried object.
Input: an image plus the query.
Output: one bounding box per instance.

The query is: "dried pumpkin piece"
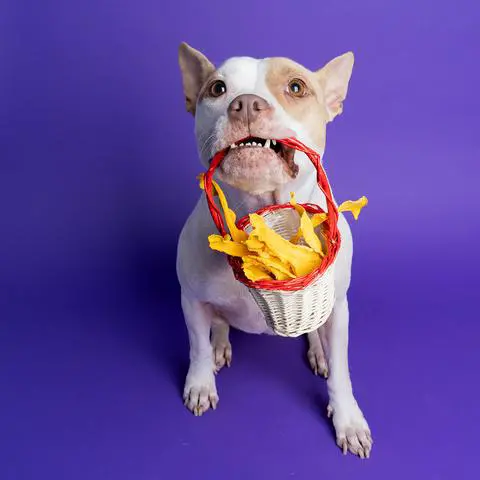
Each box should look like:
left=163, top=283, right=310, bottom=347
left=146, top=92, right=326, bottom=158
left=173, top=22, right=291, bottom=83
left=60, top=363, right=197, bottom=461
left=208, top=234, right=250, bottom=257
left=242, top=256, right=291, bottom=281
left=289, top=231, right=302, bottom=244
left=242, top=255, right=264, bottom=267
left=213, top=188, right=248, bottom=243
left=244, top=236, right=266, bottom=253
left=243, top=264, right=272, bottom=281
left=198, top=173, right=248, bottom=242
left=197, top=173, right=211, bottom=193
left=289, top=192, right=323, bottom=255
left=289, top=191, right=305, bottom=217
left=242, top=256, right=273, bottom=281
left=268, top=266, right=293, bottom=281
left=289, top=192, right=305, bottom=244
left=249, top=214, right=322, bottom=277
left=300, top=213, right=323, bottom=255
left=338, top=196, right=368, bottom=220
left=252, top=246, right=297, bottom=272
left=311, top=212, right=328, bottom=228
left=291, top=213, right=327, bottom=244
left=243, top=255, right=295, bottom=279
left=255, top=248, right=289, bottom=265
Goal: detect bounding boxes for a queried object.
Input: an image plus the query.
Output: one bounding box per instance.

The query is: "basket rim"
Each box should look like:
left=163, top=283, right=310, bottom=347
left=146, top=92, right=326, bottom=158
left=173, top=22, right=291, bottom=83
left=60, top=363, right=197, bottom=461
left=227, top=202, right=341, bottom=292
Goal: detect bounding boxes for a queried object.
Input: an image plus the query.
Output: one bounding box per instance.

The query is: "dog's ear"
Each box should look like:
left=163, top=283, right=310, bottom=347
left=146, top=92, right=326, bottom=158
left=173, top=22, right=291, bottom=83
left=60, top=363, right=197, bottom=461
left=316, top=52, right=354, bottom=122
left=178, top=43, right=215, bottom=115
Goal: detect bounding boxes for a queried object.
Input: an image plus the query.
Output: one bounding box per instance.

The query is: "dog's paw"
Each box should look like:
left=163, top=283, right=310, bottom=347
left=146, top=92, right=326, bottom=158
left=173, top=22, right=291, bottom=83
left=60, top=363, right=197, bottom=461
left=307, top=345, right=328, bottom=378
left=213, top=340, right=232, bottom=372
left=327, top=402, right=372, bottom=458
left=211, top=323, right=232, bottom=372
left=183, top=365, right=219, bottom=416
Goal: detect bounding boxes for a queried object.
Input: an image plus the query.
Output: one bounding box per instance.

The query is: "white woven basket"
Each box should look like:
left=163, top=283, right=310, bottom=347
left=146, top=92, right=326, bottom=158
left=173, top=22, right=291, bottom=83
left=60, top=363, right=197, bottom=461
left=204, top=137, right=340, bottom=338
left=244, top=208, right=336, bottom=337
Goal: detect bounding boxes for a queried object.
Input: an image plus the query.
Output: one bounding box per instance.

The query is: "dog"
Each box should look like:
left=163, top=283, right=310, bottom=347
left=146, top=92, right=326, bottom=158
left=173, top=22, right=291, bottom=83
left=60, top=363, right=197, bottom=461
left=176, top=42, right=372, bottom=458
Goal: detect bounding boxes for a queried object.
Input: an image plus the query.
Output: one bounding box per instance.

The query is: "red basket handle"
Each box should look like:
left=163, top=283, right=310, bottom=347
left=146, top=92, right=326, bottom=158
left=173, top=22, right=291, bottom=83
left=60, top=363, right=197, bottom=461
left=203, top=138, right=339, bottom=240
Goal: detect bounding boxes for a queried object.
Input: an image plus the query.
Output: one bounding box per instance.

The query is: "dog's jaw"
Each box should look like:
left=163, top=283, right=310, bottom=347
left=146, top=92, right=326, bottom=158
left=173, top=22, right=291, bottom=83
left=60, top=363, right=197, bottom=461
left=214, top=138, right=298, bottom=195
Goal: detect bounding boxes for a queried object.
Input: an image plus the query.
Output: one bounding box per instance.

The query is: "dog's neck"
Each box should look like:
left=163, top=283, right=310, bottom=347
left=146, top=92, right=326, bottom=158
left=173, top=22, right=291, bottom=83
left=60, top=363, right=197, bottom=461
left=216, top=182, right=275, bottom=219
left=216, top=172, right=319, bottom=221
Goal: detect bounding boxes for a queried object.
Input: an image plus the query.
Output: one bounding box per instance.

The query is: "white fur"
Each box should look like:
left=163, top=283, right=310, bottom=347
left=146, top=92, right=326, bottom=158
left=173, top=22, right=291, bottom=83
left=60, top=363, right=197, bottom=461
left=177, top=55, right=372, bottom=457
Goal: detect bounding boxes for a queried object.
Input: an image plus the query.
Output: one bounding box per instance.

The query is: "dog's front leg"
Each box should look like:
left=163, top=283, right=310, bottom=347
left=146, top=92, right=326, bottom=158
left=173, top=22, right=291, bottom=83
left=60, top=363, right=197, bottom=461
left=324, top=296, right=373, bottom=458
left=181, top=292, right=218, bottom=416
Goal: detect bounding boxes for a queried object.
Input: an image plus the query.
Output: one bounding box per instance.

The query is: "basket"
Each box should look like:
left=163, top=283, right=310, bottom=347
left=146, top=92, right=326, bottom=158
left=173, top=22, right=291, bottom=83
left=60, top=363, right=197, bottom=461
left=203, top=138, right=341, bottom=337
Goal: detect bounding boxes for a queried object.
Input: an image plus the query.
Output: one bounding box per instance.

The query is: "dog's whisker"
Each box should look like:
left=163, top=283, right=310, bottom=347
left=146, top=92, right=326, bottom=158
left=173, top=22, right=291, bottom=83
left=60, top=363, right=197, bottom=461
left=199, top=134, right=217, bottom=158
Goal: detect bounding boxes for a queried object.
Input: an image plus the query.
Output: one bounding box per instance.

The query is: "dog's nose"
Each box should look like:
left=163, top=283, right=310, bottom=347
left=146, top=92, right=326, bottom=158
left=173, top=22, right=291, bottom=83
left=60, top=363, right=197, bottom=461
left=228, top=94, right=270, bottom=123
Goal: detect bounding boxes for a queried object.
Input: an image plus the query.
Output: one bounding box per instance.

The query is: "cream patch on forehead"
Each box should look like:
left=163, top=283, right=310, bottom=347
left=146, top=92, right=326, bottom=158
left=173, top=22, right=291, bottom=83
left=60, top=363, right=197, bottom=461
left=264, top=57, right=328, bottom=148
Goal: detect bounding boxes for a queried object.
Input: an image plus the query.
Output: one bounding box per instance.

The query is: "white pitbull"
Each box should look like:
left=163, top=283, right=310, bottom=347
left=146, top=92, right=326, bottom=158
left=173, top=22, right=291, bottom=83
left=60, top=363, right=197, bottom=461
left=176, top=43, right=372, bottom=458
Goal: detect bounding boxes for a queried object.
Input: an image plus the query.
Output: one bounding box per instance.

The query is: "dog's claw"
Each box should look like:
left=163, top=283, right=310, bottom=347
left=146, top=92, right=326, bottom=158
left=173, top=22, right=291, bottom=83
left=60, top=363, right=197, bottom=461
left=327, top=405, right=333, bottom=418
left=330, top=402, right=372, bottom=458
left=183, top=368, right=219, bottom=416
left=338, top=439, right=348, bottom=455
left=307, top=345, right=328, bottom=379
left=212, top=333, right=232, bottom=373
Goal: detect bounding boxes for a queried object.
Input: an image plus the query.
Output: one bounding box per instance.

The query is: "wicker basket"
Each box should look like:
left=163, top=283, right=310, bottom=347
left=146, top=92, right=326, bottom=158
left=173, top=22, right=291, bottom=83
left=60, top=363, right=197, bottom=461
left=204, top=138, right=341, bottom=337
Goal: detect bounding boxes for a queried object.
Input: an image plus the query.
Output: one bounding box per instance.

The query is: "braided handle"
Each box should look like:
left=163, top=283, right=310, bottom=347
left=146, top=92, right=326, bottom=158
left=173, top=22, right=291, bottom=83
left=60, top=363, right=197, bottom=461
left=204, top=149, right=228, bottom=236
left=203, top=139, right=339, bottom=241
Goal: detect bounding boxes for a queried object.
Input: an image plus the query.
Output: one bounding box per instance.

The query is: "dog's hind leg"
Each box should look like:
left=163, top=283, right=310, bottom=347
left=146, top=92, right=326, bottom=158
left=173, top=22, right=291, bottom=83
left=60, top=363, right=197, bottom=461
left=306, top=330, right=329, bottom=378
left=211, top=315, right=232, bottom=373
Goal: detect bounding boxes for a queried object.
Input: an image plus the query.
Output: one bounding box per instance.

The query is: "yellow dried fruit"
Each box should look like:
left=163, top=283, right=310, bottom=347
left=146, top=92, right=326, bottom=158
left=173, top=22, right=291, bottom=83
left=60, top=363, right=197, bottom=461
left=198, top=173, right=247, bottom=242
left=208, top=234, right=250, bottom=257
left=244, top=236, right=266, bottom=253
left=268, top=266, right=293, bottom=281
left=290, top=194, right=368, bottom=246
left=199, top=172, right=367, bottom=282
left=249, top=214, right=322, bottom=277
left=338, top=196, right=368, bottom=220
left=311, top=212, right=328, bottom=228
left=289, top=191, right=305, bottom=217
left=289, top=193, right=323, bottom=255
left=243, top=255, right=295, bottom=279
left=300, top=212, right=323, bottom=255
left=243, top=265, right=272, bottom=281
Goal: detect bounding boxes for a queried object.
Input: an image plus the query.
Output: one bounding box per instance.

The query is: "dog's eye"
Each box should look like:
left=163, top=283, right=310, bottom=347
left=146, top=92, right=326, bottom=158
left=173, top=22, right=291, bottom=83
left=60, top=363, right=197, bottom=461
left=209, top=80, right=227, bottom=98
left=287, top=79, right=307, bottom=97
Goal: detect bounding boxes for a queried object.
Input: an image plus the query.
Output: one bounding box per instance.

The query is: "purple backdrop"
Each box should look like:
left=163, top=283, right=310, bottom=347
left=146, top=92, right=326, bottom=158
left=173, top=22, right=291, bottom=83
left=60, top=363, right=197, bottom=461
left=1, top=0, right=479, bottom=479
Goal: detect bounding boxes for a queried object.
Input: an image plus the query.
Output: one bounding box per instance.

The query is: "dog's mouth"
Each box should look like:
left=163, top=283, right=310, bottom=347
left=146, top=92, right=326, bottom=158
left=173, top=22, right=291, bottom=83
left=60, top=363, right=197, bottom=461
left=221, top=137, right=298, bottom=177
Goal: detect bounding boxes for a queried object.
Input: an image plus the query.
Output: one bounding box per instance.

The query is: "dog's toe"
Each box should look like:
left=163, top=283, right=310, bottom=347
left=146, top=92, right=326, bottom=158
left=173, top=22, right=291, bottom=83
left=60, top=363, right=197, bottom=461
left=307, top=347, right=328, bottom=378
left=213, top=341, right=232, bottom=372
left=183, top=367, right=218, bottom=416
left=329, top=403, right=372, bottom=458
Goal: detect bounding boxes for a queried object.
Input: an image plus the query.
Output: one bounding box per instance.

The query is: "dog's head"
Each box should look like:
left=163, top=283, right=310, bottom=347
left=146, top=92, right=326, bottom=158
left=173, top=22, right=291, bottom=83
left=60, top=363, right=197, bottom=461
left=178, top=43, right=354, bottom=195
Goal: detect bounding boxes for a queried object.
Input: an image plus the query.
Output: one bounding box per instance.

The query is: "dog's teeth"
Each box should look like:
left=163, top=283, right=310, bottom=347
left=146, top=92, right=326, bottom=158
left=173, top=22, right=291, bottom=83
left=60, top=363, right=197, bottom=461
left=230, top=144, right=236, bottom=149
left=252, top=142, right=257, bottom=146
left=239, top=143, right=244, bottom=147
left=245, top=142, right=251, bottom=146
left=272, top=139, right=276, bottom=146
left=264, top=139, right=271, bottom=149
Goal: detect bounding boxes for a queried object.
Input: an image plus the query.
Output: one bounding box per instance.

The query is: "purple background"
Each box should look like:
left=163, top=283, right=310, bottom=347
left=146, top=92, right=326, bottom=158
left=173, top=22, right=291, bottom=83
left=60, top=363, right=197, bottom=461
left=1, top=1, right=479, bottom=479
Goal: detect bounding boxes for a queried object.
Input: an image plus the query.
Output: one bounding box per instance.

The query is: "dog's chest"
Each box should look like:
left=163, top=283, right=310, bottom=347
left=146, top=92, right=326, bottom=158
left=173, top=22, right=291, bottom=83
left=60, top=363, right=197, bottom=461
left=205, top=264, right=273, bottom=334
